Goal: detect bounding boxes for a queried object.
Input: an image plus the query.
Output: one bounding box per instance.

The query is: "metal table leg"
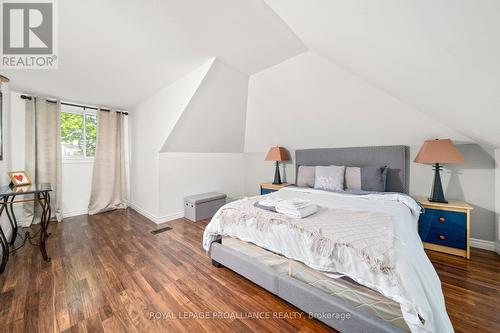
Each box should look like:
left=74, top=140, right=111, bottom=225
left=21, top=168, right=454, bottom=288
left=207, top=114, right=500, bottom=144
left=37, top=191, right=51, bottom=262
left=3, top=195, right=17, bottom=245
left=0, top=204, right=8, bottom=273
left=45, top=191, right=51, bottom=236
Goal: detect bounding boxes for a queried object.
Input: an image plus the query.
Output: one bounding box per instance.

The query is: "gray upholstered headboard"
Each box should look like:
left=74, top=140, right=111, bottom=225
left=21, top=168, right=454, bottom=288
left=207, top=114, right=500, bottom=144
left=295, top=145, right=410, bottom=194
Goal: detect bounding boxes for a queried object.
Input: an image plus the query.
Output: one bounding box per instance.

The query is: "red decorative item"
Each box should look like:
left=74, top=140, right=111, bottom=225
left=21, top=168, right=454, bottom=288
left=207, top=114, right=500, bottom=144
left=8, top=171, right=31, bottom=186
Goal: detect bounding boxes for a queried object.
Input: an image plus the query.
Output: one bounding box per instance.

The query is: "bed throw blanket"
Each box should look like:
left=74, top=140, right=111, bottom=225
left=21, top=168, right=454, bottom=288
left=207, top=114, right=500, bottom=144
left=217, top=198, right=395, bottom=272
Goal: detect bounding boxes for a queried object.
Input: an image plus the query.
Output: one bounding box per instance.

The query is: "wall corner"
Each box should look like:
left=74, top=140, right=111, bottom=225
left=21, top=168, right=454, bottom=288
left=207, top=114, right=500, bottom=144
left=495, top=149, right=500, bottom=255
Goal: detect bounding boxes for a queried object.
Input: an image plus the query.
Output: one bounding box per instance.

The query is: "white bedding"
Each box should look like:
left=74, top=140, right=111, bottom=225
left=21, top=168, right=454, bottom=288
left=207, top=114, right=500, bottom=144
left=203, top=187, right=453, bottom=333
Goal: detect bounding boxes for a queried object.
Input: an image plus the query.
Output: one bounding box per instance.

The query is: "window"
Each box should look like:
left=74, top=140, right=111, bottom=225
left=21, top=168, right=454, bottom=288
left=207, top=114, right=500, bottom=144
left=61, top=107, right=97, bottom=159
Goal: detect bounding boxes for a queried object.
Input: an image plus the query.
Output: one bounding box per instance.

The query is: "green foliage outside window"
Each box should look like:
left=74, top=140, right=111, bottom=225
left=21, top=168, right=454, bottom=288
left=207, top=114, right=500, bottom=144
left=61, top=111, right=97, bottom=158
left=85, top=114, right=97, bottom=156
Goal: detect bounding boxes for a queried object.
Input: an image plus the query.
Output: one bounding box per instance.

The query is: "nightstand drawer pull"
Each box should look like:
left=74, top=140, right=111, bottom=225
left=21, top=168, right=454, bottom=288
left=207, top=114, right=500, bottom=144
left=439, top=217, right=446, bottom=222
left=439, top=234, right=445, bottom=240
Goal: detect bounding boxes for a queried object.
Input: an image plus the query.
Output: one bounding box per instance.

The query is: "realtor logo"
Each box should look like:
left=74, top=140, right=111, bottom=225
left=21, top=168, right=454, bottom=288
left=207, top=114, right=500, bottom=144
left=1, top=0, right=58, bottom=68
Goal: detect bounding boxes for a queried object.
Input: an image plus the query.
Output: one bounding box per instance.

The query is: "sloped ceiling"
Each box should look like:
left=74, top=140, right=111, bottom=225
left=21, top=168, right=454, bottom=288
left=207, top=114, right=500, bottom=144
left=161, top=59, right=248, bottom=153
left=265, top=0, right=500, bottom=148
left=245, top=51, right=471, bottom=152
left=2, top=0, right=305, bottom=109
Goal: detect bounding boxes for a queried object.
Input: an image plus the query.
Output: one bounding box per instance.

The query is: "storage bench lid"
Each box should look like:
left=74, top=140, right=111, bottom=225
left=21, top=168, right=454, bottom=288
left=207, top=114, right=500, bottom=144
left=185, top=192, right=226, bottom=204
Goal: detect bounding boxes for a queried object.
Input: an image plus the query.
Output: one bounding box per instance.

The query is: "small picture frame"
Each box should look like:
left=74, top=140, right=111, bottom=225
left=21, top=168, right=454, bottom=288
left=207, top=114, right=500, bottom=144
left=12, top=185, right=30, bottom=193
left=8, top=171, right=31, bottom=186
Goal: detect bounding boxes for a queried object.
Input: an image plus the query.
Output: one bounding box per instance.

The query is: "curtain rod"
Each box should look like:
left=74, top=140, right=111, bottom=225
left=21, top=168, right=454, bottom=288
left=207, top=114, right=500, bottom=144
left=20, top=95, right=128, bottom=115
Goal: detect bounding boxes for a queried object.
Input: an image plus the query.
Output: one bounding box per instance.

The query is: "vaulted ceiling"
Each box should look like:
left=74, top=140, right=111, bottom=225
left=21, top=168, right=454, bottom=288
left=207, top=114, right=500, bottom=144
left=2, top=0, right=499, bottom=147
left=265, top=0, right=500, bottom=148
left=1, top=0, right=305, bottom=109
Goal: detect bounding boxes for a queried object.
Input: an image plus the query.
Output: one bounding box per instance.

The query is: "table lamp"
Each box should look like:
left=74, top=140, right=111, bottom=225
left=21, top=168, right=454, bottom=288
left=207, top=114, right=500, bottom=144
left=414, top=139, right=465, bottom=203
left=265, top=146, right=289, bottom=185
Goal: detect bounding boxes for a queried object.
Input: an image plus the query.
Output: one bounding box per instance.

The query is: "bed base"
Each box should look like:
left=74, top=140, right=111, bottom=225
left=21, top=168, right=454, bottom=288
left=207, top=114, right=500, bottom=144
left=210, top=242, right=404, bottom=333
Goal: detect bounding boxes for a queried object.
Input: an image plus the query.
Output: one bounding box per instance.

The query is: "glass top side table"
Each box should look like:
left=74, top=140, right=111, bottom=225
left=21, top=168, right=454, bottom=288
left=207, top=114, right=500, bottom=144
left=0, top=183, right=52, bottom=274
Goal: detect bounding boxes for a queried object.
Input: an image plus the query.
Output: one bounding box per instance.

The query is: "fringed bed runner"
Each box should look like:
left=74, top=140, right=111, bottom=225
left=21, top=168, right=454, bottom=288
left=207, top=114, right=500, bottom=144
left=217, top=199, right=395, bottom=272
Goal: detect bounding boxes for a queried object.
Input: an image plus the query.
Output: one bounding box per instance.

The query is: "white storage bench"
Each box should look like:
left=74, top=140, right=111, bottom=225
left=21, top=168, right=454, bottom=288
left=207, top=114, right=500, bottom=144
left=184, top=192, right=227, bottom=222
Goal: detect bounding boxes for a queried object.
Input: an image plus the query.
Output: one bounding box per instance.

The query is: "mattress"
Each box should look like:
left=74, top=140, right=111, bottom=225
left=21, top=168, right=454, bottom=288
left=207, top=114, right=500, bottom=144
left=222, top=237, right=410, bottom=332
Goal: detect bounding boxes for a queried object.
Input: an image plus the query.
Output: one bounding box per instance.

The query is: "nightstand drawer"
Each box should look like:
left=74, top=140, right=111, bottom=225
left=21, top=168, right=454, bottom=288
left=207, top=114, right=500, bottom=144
left=418, top=208, right=466, bottom=249
left=260, top=188, right=276, bottom=195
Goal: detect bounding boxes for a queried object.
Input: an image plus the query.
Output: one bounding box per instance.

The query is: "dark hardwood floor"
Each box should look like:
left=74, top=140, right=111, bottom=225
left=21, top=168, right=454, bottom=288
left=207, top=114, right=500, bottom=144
left=0, top=209, right=498, bottom=333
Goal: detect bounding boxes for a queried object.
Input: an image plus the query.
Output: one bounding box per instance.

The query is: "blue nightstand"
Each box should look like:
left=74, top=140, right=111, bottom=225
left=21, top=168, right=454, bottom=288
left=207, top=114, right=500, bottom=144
left=416, top=196, right=473, bottom=259
left=260, top=182, right=290, bottom=195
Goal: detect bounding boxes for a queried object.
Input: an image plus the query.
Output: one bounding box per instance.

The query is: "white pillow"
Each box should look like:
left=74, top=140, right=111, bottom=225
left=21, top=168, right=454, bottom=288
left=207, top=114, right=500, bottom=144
left=345, top=166, right=362, bottom=190
left=314, top=166, right=345, bottom=191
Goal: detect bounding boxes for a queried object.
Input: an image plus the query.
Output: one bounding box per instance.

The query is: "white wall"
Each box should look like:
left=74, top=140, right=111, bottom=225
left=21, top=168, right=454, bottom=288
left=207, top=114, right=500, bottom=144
left=244, top=51, right=496, bottom=243
left=130, top=58, right=250, bottom=222
left=9, top=92, right=24, bottom=170
left=162, top=59, right=249, bottom=153
left=129, top=59, right=213, bottom=219
left=495, top=149, right=500, bottom=254
left=158, top=153, right=244, bottom=219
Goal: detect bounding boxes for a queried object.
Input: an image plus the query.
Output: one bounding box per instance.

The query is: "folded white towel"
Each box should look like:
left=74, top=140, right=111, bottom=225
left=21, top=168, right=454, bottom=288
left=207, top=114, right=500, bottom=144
left=276, top=203, right=318, bottom=218
left=276, top=198, right=311, bottom=209
left=258, top=198, right=282, bottom=207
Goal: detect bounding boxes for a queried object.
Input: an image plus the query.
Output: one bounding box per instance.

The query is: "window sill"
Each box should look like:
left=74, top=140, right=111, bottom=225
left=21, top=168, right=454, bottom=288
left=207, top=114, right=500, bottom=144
left=62, top=158, right=94, bottom=164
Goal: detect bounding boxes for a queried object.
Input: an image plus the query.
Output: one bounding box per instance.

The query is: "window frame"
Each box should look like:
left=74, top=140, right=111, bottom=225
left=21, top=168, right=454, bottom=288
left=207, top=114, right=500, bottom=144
left=61, top=106, right=97, bottom=161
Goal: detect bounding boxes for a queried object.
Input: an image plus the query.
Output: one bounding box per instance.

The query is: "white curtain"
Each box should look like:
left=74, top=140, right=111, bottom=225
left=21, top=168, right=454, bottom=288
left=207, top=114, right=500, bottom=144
left=23, top=98, right=63, bottom=225
left=88, top=110, right=127, bottom=215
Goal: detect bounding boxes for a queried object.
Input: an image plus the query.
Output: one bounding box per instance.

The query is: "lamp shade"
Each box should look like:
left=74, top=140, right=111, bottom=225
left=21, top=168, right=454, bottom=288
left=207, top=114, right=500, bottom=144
left=265, top=146, right=289, bottom=161
left=414, top=139, right=465, bottom=164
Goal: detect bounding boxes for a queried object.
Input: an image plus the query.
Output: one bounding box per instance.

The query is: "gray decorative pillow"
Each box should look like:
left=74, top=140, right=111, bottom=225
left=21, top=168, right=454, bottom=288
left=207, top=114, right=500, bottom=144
left=314, top=165, right=345, bottom=192
left=297, top=166, right=316, bottom=188
left=345, top=166, right=388, bottom=192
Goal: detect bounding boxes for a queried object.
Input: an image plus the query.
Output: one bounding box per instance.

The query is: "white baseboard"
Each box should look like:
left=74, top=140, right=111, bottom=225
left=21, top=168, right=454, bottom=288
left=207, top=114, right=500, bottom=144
left=128, top=202, right=160, bottom=223
left=62, top=209, right=88, bottom=219
left=155, top=212, right=184, bottom=224
left=226, top=196, right=244, bottom=203
left=128, top=202, right=184, bottom=224
left=495, top=243, right=500, bottom=255
left=128, top=197, right=244, bottom=224
left=470, top=238, right=496, bottom=251
left=61, top=205, right=184, bottom=224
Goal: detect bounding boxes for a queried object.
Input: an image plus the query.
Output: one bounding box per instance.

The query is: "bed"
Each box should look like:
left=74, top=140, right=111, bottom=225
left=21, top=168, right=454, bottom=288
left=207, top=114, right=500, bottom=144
left=203, top=146, right=453, bottom=333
